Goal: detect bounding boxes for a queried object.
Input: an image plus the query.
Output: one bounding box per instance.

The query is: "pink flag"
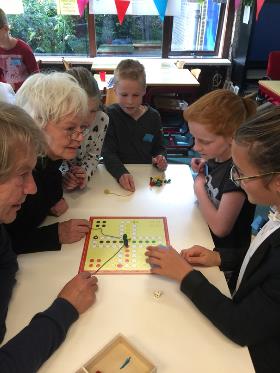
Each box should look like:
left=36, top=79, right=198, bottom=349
left=115, top=0, right=131, bottom=25
left=256, top=0, right=265, bottom=20
left=77, top=0, right=89, bottom=17
left=234, top=0, right=241, bottom=11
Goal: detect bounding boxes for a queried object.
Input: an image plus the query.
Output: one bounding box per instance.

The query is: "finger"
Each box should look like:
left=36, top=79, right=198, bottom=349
left=128, top=177, right=135, bottom=192
left=146, top=257, right=162, bottom=267
left=74, top=219, right=91, bottom=226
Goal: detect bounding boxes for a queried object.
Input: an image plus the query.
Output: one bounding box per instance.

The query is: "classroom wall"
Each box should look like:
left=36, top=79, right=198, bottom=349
left=247, top=1, right=280, bottom=64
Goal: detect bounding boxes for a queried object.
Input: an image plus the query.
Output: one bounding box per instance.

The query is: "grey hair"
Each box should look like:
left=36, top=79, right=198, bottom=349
left=15, top=72, right=88, bottom=128
left=235, top=107, right=280, bottom=174
left=0, top=102, right=46, bottom=182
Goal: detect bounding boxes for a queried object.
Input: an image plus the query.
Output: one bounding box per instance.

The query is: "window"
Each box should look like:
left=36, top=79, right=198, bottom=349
left=7, top=0, right=229, bottom=58
left=95, top=14, right=163, bottom=57
left=9, top=0, right=89, bottom=55
left=170, top=0, right=226, bottom=56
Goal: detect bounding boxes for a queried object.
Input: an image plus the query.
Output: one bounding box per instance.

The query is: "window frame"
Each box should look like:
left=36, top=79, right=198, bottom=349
left=82, top=2, right=233, bottom=58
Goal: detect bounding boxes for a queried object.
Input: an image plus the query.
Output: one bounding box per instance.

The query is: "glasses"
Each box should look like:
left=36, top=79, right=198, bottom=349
left=230, top=164, right=280, bottom=187
left=66, top=126, right=90, bottom=139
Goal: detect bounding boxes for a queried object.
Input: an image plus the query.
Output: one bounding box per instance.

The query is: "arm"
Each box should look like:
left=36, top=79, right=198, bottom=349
left=146, top=245, right=280, bottom=347
left=9, top=224, right=61, bottom=254
left=194, top=174, right=246, bottom=237
left=102, top=119, right=129, bottom=180
left=0, top=298, right=78, bottom=373
left=151, top=111, right=167, bottom=159
left=0, top=226, right=18, bottom=343
left=0, top=272, right=98, bottom=373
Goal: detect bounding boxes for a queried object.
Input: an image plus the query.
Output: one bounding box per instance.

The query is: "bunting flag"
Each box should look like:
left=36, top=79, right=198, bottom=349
left=234, top=0, right=241, bottom=11
left=256, top=0, right=265, bottom=20
left=114, top=0, right=130, bottom=25
left=153, top=0, right=168, bottom=21
left=77, top=0, right=89, bottom=16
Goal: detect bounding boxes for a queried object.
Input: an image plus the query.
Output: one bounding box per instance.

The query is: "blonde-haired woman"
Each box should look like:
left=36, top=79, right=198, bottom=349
left=5, top=72, right=91, bottom=253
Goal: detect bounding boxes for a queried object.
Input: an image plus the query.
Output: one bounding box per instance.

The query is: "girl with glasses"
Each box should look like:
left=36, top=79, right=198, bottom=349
left=146, top=108, right=280, bottom=372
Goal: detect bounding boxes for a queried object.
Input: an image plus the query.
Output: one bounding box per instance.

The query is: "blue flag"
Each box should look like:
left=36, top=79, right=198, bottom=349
left=153, top=0, right=168, bottom=21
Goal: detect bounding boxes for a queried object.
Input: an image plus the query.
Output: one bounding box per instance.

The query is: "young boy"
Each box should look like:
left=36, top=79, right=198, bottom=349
left=184, top=89, right=257, bottom=254
left=0, top=8, right=39, bottom=91
left=102, top=59, right=167, bottom=192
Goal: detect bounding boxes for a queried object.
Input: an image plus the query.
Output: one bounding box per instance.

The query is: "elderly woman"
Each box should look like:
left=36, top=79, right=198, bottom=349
left=5, top=72, right=91, bottom=253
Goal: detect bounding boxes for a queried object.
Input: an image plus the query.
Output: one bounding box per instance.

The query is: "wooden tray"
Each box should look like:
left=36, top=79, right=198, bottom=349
left=76, top=334, right=156, bottom=373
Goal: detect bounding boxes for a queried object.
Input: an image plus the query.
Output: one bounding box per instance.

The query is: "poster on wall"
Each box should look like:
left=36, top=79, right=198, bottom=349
left=89, top=0, right=181, bottom=16
left=56, top=0, right=79, bottom=15
left=0, top=0, right=24, bottom=14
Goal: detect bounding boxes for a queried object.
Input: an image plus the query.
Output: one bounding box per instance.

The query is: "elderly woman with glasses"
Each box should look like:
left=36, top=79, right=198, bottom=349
left=5, top=72, right=91, bottom=254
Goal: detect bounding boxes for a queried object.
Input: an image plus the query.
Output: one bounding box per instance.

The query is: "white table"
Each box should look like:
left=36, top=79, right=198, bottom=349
left=4, top=164, right=254, bottom=372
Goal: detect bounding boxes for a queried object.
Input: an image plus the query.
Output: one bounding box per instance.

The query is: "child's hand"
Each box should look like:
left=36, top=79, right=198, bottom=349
left=193, top=173, right=206, bottom=194
left=119, top=173, right=135, bottom=192
left=63, top=166, right=87, bottom=191
left=145, top=245, right=192, bottom=282
left=191, top=158, right=206, bottom=173
left=181, top=246, right=221, bottom=267
left=58, top=219, right=90, bottom=244
left=50, top=197, right=68, bottom=217
left=152, top=155, right=168, bottom=171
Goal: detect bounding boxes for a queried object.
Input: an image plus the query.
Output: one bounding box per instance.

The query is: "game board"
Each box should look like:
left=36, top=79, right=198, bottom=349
left=79, top=217, right=170, bottom=274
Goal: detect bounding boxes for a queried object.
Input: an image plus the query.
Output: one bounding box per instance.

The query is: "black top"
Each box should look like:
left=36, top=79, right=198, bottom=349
left=180, top=226, right=280, bottom=373
left=5, top=157, right=63, bottom=253
left=0, top=225, right=18, bottom=343
left=0, top=297, right=78, bottom=373
left=205, top=158, right=255, bottom=252
left=102, top=104, right=166, bottom=180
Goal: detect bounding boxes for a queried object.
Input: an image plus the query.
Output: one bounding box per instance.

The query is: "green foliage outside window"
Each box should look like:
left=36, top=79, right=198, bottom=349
left=8, top=0, right=87, bottom=55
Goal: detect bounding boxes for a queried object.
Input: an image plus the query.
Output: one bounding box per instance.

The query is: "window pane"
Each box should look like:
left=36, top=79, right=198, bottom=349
left=8, top=0, right=89, bottom=56
left=171, top=0, right=221, bottom=53
left=95, top=15, right=163, bottom=57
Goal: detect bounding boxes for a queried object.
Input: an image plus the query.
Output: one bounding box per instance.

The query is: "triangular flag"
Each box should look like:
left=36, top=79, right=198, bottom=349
left=256, top=0, right=265, bottom=20
left=115, top=0, right=130, bottom=25
left=234, top=0, right=241, bottom=11
left=153, top=0, right=168, bottom=21
left=77, top=0, right=88, bottom=17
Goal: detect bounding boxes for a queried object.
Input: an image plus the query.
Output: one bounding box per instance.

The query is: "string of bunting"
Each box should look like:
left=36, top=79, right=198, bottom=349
left=77, top=0, right=265, bottom=22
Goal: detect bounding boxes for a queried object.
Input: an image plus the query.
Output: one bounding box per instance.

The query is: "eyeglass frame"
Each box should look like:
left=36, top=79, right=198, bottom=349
left=66, top=126, right=90, bottom=139
left=230, top=164, right=280, bottom=187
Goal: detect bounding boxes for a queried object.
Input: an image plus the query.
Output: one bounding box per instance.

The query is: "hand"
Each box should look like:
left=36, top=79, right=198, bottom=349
left=152, top=155, right=167, bottom=171
left=58, top=272, right=98, bottom=314
left=193, top=173, right=206, bottom=194
left=119, top=173, right=135, bottom=192
left=181, top=245, right=221, bottom=267
left=58, top=219, right=90, bottom=244
left=50, top=198, right=68, bottom=217
left=191, top=158, right=206, bottom=174
left=63, top=166, right=87, bottom=191
left=145, top=245, right=192, bottom=282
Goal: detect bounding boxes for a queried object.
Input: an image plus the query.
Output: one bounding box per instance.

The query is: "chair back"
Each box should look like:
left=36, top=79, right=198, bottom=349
left=266, top=51, right=280, bottom=80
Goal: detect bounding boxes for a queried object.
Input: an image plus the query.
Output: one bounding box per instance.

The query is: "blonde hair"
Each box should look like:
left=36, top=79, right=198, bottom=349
left=184, top=89, right=257, bottom=137
left=114, top=59, right=146, bottom=87
left=0, top=8, right=8, bottom=29
left=0, top=102, right=46, bottom=182
left=16, top=72, right=88, bottom=128
left=66, top=67, right=100, bottom=99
